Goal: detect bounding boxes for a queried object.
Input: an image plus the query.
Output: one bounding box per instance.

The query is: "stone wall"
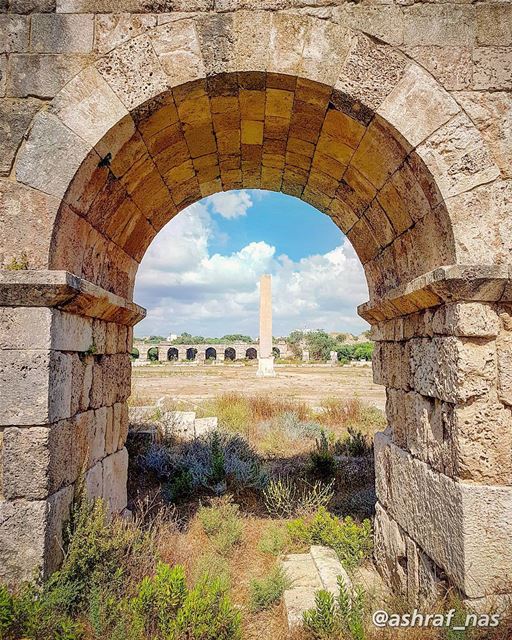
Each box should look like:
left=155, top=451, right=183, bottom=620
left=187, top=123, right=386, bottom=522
left=371, top=300, right=512, bottom=604
left=0, top=272, right=140, bottom=581
left=0, top=1, right=511, bottom=600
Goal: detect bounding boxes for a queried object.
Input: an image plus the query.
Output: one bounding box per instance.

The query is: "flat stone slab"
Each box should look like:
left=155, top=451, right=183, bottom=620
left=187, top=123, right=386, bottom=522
left=282, top=546, right=351, bottom=630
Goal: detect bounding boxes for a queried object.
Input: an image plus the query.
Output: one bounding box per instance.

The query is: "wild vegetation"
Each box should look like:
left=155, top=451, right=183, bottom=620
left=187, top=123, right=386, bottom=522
left=1, top=394, right=509, bottom=639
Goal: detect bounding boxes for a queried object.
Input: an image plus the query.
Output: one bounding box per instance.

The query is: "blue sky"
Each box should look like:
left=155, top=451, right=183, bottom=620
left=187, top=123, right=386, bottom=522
left=134, top=190, right=369, bottom=339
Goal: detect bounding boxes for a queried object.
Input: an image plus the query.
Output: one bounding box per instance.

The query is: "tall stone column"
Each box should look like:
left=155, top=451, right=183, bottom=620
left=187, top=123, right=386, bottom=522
left=360, top=266, right=512, bottom=608
left=0, top=271, right=143, bottom=584
left=257, top=274, right=275, bottom=377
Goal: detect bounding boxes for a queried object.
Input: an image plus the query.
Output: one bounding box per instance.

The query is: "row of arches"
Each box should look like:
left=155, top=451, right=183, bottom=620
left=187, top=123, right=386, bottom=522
left=132, top=346, right=281, bottom=361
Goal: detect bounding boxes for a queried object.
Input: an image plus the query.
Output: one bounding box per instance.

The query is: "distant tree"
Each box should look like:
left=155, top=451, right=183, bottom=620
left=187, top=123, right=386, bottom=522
left=286, top=330, right=305, bottom=357
left=221, top=334, right=253, bottom=343
left=353, top=342, right=374, bottom=361
left=305, top=330, right=338, bottom=361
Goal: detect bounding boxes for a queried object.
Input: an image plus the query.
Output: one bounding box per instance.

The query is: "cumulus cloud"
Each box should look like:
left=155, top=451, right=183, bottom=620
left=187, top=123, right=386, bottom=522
left=134, top=194, right=369, bottom=338
left=207, top=190, right=253, bottom=219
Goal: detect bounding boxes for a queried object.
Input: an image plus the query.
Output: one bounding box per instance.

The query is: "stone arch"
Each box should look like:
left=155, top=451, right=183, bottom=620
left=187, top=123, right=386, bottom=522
left=224, top=347, right=236, bottom=361
left=130, top=347, right=139, bottom=360
left=1, top=11, right=510, bottom=606
left=246, top=347, right=257, bottom=360
left=147, top=346, right=159, bottom=361
left=186, top=347, right=197, bottom=361
left=205, top=347, right=217, bottom=360
left=167, top=347, right=178, bottom=361
left=272, top=347, right=280, bottom=358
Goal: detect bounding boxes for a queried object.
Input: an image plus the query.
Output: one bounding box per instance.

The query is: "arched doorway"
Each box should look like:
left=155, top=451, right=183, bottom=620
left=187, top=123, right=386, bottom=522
left=1, top=11, right=509, bottom=604
left=186, top=348, right=197, bottom=361
left=205, top=347, right=217, bottom=361
left=272, top=347, right=280, bottom=358
left=147, top=347, right=159, bottom=361
left=245, top=347, right=257, bottom=360
left=130, top=347, right=139, bottom=360
left=167, top=347, right=178, bottom=361
left=224, top=347, right=236, bottom=361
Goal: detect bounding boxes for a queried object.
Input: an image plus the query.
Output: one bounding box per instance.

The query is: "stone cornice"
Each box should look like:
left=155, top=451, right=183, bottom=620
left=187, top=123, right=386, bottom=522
left=0, top=270, right=146, bottom=326
left=358, top=265, right=512, bottom=323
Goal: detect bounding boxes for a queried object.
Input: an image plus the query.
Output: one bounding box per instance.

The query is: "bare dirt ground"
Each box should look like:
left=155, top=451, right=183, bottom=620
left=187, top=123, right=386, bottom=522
left=131, top=362, right=386, bottom=410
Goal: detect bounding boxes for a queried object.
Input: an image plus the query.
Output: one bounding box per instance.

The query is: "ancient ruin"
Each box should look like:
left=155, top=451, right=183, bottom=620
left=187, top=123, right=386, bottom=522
left=0, top=0, right=511, bottom=611
left=257, top=273, right=276, bottom=377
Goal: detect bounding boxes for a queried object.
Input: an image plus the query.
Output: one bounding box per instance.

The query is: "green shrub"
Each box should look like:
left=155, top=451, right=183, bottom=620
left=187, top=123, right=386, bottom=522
left=303, top=578, right=365, bottom=640
left=193, top=552, right=231, bottom=590
left=263, top=477, right=334, bottom=518
left=164, top=468, right=194, bottom=503
left=310, top=431, right=336, bottom=479
left=249, top=566, right=290, bottom=612
left=198, top=498, right=243, bottom=556
left=170, top=575, right=241, bottom=640
left=258, top=523, right=289, bottom=556
left=131, top=563, right=187, bottom=637
left=335, top=428, right=372, bottom=457
left=287, top=508, right=372, bottom=570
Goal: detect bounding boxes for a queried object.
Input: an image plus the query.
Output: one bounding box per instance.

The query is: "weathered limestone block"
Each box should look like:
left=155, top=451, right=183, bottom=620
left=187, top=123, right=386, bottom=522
left=0, top=15, right=29, bottom=53
left=404, top=392, right=450, bottom=476
left=335, top=34, right=407, bottom=122
left=476, top=3, right=512, bottom=47
left=373, top=341, right=410, bottom=391
left=105, top=402, right=128, bottom=454
left=404, top=46, right=471, bottom=92
left=416, top=113, right=500, bottom=200
left=444, top=400, right=512, bottom=484
left=232, top=10, right=272, bottom=72
left=150, top=19, right=205, bottom=87
left=16, top=111, right=91, bottom=199
left=266, top=13, right=311, bottom=77
left=0, top=350, right=72, bottom=426
left=375, top=431, right=512, bottom=598
left=52, top=310, right=94, bottom=352
left=0, top=98, right=41, bottom=176
left=94, top=13, right=157, bottom=54
left=0, top=180, right=59, bottom=270
left=456, top=92, right=512, bottom=180
left=432, top=303, right=500, bottom=338
left=373, top=502, right=407, bottom=595
left=299, top=19, right=352, bottom=87
left=2, top=423, right=71, bottom=499
left=332, top=4, right=402, bottom=47
left=497, top=331, right=512, bottom=406
left=0, top=307, right=52, bottom=350
left=71, top=353, right=93, bottom=415
left=31, top=14, right=94, bottom=54
left=0, top=55, right=6, bottom=97
left=7, top=53, right=92, bottom=99
left=378, top=64, right=459, bottom=148
left=473, top=47, right=512, bottom=91
left=90, top=353, right=131, bottom=409
left=402, top=5, right=474, bottom=47
left=85, top=460, right=103, bottom=499
left=385, top=388, right=407, bottom=449
left=50, top=66, right=128, bottom=148
left=10, top=0, right=56, bottom=12
left=409, top=336, right=495, bottom=403
left=91, top=407, right=107, bottom=465
left=102, top=447, right=128, bottom=513
left=0, top=485, right=73, bottom=584
left=96, top=34, right=168, bottom=110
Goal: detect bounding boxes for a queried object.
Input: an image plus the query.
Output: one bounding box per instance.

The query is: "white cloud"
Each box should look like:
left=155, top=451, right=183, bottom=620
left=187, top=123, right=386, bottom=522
left=134, top=199, right=369, bottom=338
left=207, top=190, right=253, bottom=219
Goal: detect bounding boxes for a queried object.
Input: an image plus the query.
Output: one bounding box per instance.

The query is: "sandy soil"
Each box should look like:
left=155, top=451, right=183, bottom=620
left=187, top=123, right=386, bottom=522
left=131, top=362, right=386, bottom=410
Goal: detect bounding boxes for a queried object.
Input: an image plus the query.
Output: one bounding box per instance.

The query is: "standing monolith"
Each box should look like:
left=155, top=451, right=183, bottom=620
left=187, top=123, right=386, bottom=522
left=257, top=274, right=275, bottom=377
